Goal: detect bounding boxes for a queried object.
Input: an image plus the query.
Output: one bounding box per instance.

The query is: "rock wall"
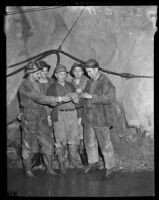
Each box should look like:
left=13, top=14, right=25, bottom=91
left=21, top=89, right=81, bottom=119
left=6, top=6, right=155, bottom=170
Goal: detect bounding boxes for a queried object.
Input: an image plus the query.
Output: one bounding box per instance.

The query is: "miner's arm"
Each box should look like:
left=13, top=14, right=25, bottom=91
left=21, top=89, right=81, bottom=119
left=19, top=82, right=58, bottom=106
left=91, top=81, right=115, bottom=104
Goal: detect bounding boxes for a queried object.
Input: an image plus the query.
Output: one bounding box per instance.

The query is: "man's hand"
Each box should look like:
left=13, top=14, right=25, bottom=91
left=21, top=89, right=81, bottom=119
left=76, top=88, right=82, bottom=94
left=78, top=93, right=84, bottom=99
left=69, top=93, right=79, bottom=103
left=17, top=112, right=23, bottom=121
left=78, top=117, right=82, bottom=126
left=47, top=115, right=52, bottom=127
left=57, top=96, right=71, bottom=103
left=82, top=93, right=92, bottom=99
left=61, top=95, right=72, bottom=102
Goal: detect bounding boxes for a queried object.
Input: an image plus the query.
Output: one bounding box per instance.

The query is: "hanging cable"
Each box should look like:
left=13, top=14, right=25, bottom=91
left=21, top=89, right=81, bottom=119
left=7, top=50, right=51, bottom=68
left=6, top=6, right=66, bottom=15
left=58, top=6, right=86, bottom=50
left=7, top=6, right=86, bottom=69
left=7, top=49, right=154, bottom=79
left=7, top=6, right=86, bottom=70
left=6, top=6, right=153, bottom=79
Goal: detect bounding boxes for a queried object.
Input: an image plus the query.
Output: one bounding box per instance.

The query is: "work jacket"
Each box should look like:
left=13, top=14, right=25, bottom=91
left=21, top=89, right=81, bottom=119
left=47, top=81, right=76, bottom=122
left=82, top=72, right=118, bottom=127
left=18, top=79, right=57, bottom=121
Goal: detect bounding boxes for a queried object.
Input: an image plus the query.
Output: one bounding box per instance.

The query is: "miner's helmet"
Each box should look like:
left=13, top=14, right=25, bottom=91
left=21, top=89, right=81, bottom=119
left=38, top=60, right=51, bottom=71
left=54, top=64, right=67, bottom=73
left=85, top=59, right=99, bottom=69
left=24, top=60, right=41, bottom=75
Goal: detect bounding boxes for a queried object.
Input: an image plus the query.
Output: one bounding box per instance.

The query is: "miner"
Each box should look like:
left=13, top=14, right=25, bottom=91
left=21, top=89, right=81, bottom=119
left=47, top=64, right=82, bottom=174
left=29, top=60, right=55, bottom=169
left=39, top=60, right=54, bottom=94
left=70, top=62, right=89, bottom=167
left=38, top=60, right=55, bottom=127
left=82, top=59, right=117, bottom=179
left=18, top=61, right=61, bottom=178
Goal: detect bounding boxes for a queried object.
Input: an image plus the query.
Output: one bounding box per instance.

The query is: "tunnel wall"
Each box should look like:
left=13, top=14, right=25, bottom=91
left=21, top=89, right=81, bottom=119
left=6, top=6, right=155, bottom=170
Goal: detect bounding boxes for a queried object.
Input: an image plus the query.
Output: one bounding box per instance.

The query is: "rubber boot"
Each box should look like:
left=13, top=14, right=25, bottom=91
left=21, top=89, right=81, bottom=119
left=68, top=144, right=83, bottom=169
left=78, top=140, right=88, bottom=167
left=84, top=162, right=98, bottom=173
left=103, top=168, right=114, bottom=180
left=43, top=154, right=61, bottom=175
left=23, top=159, right=35, bottom=178
left=56, top=146, right=66, bottom=175
left=31, top=153, right=43, bottom=170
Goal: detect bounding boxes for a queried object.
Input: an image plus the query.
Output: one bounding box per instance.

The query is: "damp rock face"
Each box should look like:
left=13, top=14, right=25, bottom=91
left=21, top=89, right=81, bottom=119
left=6, top=6, right=155, bottom=170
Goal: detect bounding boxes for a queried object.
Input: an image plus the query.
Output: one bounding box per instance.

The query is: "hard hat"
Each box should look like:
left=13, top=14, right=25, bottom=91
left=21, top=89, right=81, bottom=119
left=54, top=64, right=67, bottom=73
left=24, top=61, right=40, bottom=75
left=85, top=59, right=99, bottom=68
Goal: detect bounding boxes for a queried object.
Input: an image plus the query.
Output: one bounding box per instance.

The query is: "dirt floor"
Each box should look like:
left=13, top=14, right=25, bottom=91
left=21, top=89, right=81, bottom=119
left=7, top=168, right=154, bottom=197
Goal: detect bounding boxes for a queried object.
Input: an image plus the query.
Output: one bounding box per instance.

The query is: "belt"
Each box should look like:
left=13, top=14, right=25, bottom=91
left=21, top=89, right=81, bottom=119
left=59, top=108, right=75, bottom=112
left=76, top=107, right=82, bottom=109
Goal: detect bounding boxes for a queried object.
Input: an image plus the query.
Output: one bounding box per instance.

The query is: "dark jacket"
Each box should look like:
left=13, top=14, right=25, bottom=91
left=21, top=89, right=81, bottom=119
left=82, top=73, right=118, bottom=127
left=47, top=81, right=76, bottom=122
left=18, top=79, right=58, bottom=121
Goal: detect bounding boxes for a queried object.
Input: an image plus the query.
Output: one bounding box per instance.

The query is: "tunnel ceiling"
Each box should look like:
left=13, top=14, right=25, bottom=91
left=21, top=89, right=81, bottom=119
left=6, top=6, right=155, bottom=137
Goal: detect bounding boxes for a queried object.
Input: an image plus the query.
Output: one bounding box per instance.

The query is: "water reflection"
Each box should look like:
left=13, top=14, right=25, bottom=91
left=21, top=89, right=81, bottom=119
left=7, top=168, right=154, bottom=197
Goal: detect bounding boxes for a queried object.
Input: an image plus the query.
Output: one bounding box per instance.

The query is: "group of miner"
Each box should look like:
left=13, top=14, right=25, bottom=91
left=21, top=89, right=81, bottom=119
left=18, top=58, right=118, bottom=180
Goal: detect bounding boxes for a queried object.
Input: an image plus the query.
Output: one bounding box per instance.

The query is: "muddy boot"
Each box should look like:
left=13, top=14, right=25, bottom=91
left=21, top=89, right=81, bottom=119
left=59, top=161, right=66, bottom=175
left=23, top=159, right=35, bottom=178
left=103, top=169, right=114, bottom=180
left=84, top=162, right=98, bottom=173
left=56, top=146, right=66, bottom=175
left=43, top=154, right=61, bottom=176
left=31, top=153, right=43, bottom=170
left=68, top=144, right=83, bottom=169
left=79, top=140, right=88, bottom=167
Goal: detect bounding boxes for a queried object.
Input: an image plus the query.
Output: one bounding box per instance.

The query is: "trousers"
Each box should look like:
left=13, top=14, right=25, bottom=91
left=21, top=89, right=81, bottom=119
left=21, top=109, right=54, bottom=160
left=53, top=110, right=80, bottom=146
left=84, top=124, right=115, bottom=169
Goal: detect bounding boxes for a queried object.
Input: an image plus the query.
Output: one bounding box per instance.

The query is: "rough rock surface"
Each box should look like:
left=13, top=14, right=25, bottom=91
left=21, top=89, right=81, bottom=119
left=6, top=6, right=155, bottom=171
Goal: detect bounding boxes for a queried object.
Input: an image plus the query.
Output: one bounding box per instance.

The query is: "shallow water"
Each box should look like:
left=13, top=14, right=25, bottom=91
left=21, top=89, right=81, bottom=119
left=7, top=168, right=154, bottom=197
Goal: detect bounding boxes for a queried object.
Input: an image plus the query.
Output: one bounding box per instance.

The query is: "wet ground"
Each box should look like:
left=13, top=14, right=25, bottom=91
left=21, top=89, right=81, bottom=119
left=7, top=168, right=154, bottom=197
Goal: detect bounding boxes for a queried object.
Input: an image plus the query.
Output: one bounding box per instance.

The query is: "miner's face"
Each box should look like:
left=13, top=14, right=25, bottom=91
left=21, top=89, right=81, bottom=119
left=31, top=70, right=41, bottom=81
left=73, top=66, right=83, bottom=79
left=55, top=72, right=67, bottom=83
left=40, top=67, right=49, bottom=79
left=86, top=68, right=98, bottom=79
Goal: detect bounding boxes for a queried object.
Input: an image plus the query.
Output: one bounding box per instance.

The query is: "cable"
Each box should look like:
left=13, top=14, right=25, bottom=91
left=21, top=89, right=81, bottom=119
left=7, top=65, right=26, bottom=78
left=6, top=6, right=66, bottom=15
left=58, top=6, right=86, bottom=49
left=8, top=50, right=51, bottom=68
left=7, top=6, right=86, bottom=69
left=7, top=49, right=154, bottom=79
left=6, top=6, right=153, bottom=79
